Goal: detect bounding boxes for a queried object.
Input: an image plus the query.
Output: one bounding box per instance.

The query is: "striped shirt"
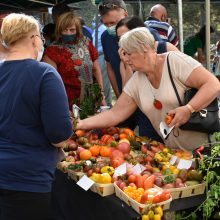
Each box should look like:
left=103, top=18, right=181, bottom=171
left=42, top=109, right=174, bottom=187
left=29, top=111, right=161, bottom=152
left=145, top=17, right=179, bottom=46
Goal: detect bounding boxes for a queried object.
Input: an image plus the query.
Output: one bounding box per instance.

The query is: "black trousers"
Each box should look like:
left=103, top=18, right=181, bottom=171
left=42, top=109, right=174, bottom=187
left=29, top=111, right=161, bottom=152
left=0, top=189, right=51, bottom=220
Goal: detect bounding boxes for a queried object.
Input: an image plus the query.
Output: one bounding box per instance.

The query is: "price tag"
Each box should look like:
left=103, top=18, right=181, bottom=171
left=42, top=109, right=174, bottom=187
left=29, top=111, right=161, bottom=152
left=169, top=155, right=178, bottom=165
left=131, top=164, right=142, bottom=175
left=114, top=162, right=127, bottom=177
left=177, top=159, right=192, bottom=170
left=76, top=175, right=95, bottom=191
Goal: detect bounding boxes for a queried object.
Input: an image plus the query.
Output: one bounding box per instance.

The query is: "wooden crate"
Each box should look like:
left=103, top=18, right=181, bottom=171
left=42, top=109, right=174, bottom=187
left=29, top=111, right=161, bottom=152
left=90, top=183, right=115, bottom=197
left=57, top=161, right=73, bottom=173
left=166, top=182, right=206, bottom=200
left=67, top=170, right=84, bottom=182
left=114, top=183, right=172, bottom=214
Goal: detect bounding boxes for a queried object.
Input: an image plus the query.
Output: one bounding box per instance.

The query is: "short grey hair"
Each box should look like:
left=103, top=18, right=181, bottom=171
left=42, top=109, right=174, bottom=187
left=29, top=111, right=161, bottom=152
left=119, top=27, right=155, bottom=54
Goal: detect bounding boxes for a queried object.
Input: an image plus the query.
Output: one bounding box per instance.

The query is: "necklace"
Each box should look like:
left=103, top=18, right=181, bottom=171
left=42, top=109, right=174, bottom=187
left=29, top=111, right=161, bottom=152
left=147, top=55, right=163, bottom=110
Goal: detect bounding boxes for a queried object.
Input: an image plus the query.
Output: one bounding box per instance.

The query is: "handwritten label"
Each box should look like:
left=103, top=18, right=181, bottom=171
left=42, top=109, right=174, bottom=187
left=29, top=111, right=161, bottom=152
left=114, top=162, right=127, bottom=177
left=131, top=164, right=142, bottom=175
left=169, top=155, right=178, bottom=165
left=177, top=159, right=192, bottom=170
left=76, top=175, right=95, bottom=191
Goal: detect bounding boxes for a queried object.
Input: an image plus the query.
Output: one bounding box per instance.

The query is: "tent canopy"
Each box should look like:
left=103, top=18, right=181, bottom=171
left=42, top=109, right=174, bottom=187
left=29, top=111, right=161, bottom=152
left=0, top=0, right=84, bottom=12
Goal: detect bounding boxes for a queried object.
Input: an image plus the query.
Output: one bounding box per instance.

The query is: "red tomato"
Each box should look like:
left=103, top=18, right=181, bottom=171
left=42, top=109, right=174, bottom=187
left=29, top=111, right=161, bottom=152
left=101, top=134, right=115, bottom=144
left=119, top=182, right=127, bottom=191
left=128, top=174, right=136, bottom=183
left=135, top=175, right=144, bottom=188
left=111, top=157, right=125, bottom=168
left=161, top=190, right=171, bottom=201
left=140, top=193, right=148, bottom=204
left=143, top=175, right=156, bottom=190
left=111, top=149, right=124, bottom=159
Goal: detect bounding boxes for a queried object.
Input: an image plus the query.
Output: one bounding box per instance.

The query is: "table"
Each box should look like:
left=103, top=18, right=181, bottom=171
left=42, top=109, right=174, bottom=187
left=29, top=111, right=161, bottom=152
left=49, top=170, right=206, bottom=220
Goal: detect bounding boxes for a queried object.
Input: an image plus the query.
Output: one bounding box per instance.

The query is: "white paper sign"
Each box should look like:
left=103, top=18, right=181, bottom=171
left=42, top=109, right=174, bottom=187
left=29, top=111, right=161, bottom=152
left=159, top=122, right=174, bottom=139
left=131, top=164, right=142, bottom=175
left=114, top=162, right=127, bottom=177
left=76, top=175, right=95, bottom=191
left=169, top=155, right=178, bottom=165
left=177, top=159, right=192, bottom=170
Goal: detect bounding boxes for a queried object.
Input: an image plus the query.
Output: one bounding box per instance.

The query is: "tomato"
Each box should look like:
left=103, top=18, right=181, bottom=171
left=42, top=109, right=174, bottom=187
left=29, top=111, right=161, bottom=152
left=111, top=157, right=125, bottom=168
left=164, top=114, right=174, bottom=125
left=89, top=145, right=100, bottom=157
left=101, top=134, right=115, bottom=145
left=115, top=179, right=122, bottom=187
left=99, top=173, right=112, bottom=184
left=128, top=174, right=136, bottom=183
left=111, top=149, right=124, bottom=159
left=143, top=175, right=156, bottom=190
left=160, top=190, right=171, bottom=201
left=119, top=182, right=127, bottom=191
left=100, top=146, right=112, bottom=157
left=106, top=127, right=119, bottom=135
left=116, top=142, right=131, bottom=154
left=135, top=175, right=144, bottom=188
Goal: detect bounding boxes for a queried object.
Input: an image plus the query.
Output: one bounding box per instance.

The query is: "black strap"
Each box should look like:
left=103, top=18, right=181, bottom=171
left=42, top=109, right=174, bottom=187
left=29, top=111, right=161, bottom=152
left=167, top=54, right=183, bottom=106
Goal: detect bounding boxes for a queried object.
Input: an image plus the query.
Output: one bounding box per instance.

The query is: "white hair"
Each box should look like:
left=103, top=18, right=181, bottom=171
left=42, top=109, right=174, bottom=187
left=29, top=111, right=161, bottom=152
left=119, top=27, right=155, bottom=54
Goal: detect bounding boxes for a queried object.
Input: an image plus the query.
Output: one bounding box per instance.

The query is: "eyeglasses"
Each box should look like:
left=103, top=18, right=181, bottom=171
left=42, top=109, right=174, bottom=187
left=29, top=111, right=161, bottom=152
left=31, top=34, right=45, bottom=44
left=99, top=3, right=125, bottom=14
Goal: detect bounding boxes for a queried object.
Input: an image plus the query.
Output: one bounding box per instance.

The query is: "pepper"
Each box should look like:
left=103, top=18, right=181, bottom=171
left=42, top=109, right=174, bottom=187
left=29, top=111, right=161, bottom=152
left=89, top=173, right=101, bottom=183
left=154, top=206, right=163, bottom=217
left=142, top=214, right=149, bottom=220
left=98, top=173, right=112, bottom=184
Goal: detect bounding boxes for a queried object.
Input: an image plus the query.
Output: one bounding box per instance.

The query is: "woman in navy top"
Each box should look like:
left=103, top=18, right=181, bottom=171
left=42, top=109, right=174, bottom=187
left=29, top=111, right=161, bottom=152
left=0, top=13, right=73, bottom=220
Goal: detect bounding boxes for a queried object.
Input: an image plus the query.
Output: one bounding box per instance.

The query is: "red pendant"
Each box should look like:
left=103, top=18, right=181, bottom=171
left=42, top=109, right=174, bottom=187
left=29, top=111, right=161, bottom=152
left=153, top=99, right=162, bottom=110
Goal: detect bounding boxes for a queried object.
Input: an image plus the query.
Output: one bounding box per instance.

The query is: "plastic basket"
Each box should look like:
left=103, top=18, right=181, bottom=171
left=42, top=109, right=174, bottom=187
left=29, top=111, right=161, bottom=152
left=114, top=183, right=172, bottom=214
left=90, top=183, right=114, bottom=197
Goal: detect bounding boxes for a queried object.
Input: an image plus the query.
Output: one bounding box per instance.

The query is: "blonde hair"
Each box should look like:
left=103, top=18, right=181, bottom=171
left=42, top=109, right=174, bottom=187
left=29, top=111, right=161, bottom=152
left=1, top=13, right=39, bottom=47
left=55, top=12, right=83, bottom=42
left=119, top=27, right=155, bottom=54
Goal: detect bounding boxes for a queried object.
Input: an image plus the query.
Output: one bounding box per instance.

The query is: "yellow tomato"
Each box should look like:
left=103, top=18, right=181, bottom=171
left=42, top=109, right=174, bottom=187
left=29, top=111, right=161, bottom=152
left=89, top=173, right=101, bottom=183
left=148, top=210, right=155, bottom=220
left=153, top=214, right=161, bottom=220
left=154, top=206, right=163, bottom=217
left=118, top=138, right=130, bottom=144
left=142, top=215, right=150, bottom=220
left=98, top=173, right=112, bottom=184
left=101, top=166, right=115, bottom=176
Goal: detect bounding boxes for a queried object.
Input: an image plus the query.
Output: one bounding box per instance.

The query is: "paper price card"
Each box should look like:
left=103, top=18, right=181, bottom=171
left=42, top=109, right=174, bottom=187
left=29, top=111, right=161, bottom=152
left=77, top=175, right=95, bottom=191
left=169, top=155, right=178, bottom=165
left=131, top=164, right=146, bottom=175
left=113, top=162, right=127, bottom=177
left=177, top=159, right=192, bottom=170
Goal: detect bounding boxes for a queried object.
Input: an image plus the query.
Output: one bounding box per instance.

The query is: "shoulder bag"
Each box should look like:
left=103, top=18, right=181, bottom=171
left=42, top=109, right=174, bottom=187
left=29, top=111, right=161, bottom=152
left=167, top=55, right=220, bottom=133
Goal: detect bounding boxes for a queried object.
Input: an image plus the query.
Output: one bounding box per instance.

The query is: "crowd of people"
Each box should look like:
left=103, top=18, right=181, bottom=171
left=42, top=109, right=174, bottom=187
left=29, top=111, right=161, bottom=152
left=0, top=0, right=220, bottom=219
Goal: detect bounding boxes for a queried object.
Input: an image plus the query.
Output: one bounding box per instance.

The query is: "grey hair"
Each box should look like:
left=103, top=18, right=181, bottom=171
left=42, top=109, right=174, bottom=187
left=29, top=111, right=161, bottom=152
left=119, top=27, right=155, bottom=54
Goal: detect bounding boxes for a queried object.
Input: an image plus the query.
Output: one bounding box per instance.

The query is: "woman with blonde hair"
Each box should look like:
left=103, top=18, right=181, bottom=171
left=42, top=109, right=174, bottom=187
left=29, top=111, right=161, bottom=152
left=76, top=27, right=220, bottom=151
left=43, top=12, right=106, bottom=108
left=0, top=13, right=73, bottom=219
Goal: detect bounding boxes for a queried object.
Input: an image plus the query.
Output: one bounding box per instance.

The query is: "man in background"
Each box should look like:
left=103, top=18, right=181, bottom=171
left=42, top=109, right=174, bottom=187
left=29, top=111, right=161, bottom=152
left=92, top=16, right=112, bottom=106
left=145, top=4, right=179, bottom=46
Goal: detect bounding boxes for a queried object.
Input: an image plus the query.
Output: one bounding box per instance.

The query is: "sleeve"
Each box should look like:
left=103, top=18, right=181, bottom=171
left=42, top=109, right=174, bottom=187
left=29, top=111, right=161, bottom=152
left=123, top=73, right=139, bottom=100
left=169, top=51, right=202, bottom=84
left=195, top=38, right=203, bottom=49
left=101, top=31, right=110, bottom=62
left=40, top=68, right=73, bottom=143
left=87, top=39, right=98, bottom=61
left=167, top=26, right=179, bottom=46
left=148, top=27, right=162, bottom=41
left=44, top=45, right=61, bottom=64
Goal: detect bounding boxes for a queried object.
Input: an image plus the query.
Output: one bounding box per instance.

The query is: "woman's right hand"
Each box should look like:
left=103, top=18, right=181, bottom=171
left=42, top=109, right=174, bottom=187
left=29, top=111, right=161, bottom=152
left=168, top=105, right=192, bottom=128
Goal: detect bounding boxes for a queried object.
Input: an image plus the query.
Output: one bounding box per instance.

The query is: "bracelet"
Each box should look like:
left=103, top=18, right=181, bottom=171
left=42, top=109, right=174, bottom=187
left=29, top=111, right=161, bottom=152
left=186, top=104, right=196, bottom=113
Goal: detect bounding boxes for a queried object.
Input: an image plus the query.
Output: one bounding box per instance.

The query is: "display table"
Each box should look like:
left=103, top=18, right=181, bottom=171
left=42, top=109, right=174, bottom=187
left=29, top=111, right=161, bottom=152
left=49, top=169, right=206, bottom=220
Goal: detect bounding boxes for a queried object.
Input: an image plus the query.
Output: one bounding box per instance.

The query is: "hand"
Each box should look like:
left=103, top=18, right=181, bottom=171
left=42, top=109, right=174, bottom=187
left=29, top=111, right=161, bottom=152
left=168, top=105, right=192, bottom=128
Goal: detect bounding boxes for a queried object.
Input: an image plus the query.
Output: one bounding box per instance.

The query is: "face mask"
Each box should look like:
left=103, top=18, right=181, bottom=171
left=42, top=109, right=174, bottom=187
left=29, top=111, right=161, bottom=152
left=61, top=34, right=77, bottom=43
left=107, top=25, right=116, bottom=36
left=37, top=46, right=44, bottom=62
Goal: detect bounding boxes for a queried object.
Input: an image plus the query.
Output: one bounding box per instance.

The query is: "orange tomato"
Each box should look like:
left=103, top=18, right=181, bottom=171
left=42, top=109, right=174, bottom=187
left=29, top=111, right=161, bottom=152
left=89, top=145, right=101, bottom=157
left=143, top=175, right=156, bottom=190
left=119, top=133, right=128, bottom=139
left=123, top=128, right=135, bottom=138
left=128, top=174, right=136, bottom=183
left=79, top=149, right=92, bottom=160
left=111, top=157, right=125, bottom=168
left=75, top=129, right=86, bottom=137
left=135, top=175, right=144, bottom=188
left=164, top=114, right=174, bottom=125
left=101, top=134, right=115, bottom=144
left=100, top=146, right=112, bottom=157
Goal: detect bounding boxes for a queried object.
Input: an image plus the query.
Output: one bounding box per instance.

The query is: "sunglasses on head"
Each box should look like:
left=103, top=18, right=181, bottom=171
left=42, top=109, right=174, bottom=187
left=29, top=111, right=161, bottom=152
left=99, top=3, right=124, bottom=12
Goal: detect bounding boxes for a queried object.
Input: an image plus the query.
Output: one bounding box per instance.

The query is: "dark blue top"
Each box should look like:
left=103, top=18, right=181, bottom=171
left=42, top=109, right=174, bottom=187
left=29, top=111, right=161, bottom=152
left=0, top=59, right=73, bottom=193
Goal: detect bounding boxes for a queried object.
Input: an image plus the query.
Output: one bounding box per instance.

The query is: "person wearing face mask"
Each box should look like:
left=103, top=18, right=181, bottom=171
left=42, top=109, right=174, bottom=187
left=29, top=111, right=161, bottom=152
left=145, top=4, right=179, bottom=46
left=0, top=13, right=73, bottom=220
left=43, top=12, right=106, bottom=109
